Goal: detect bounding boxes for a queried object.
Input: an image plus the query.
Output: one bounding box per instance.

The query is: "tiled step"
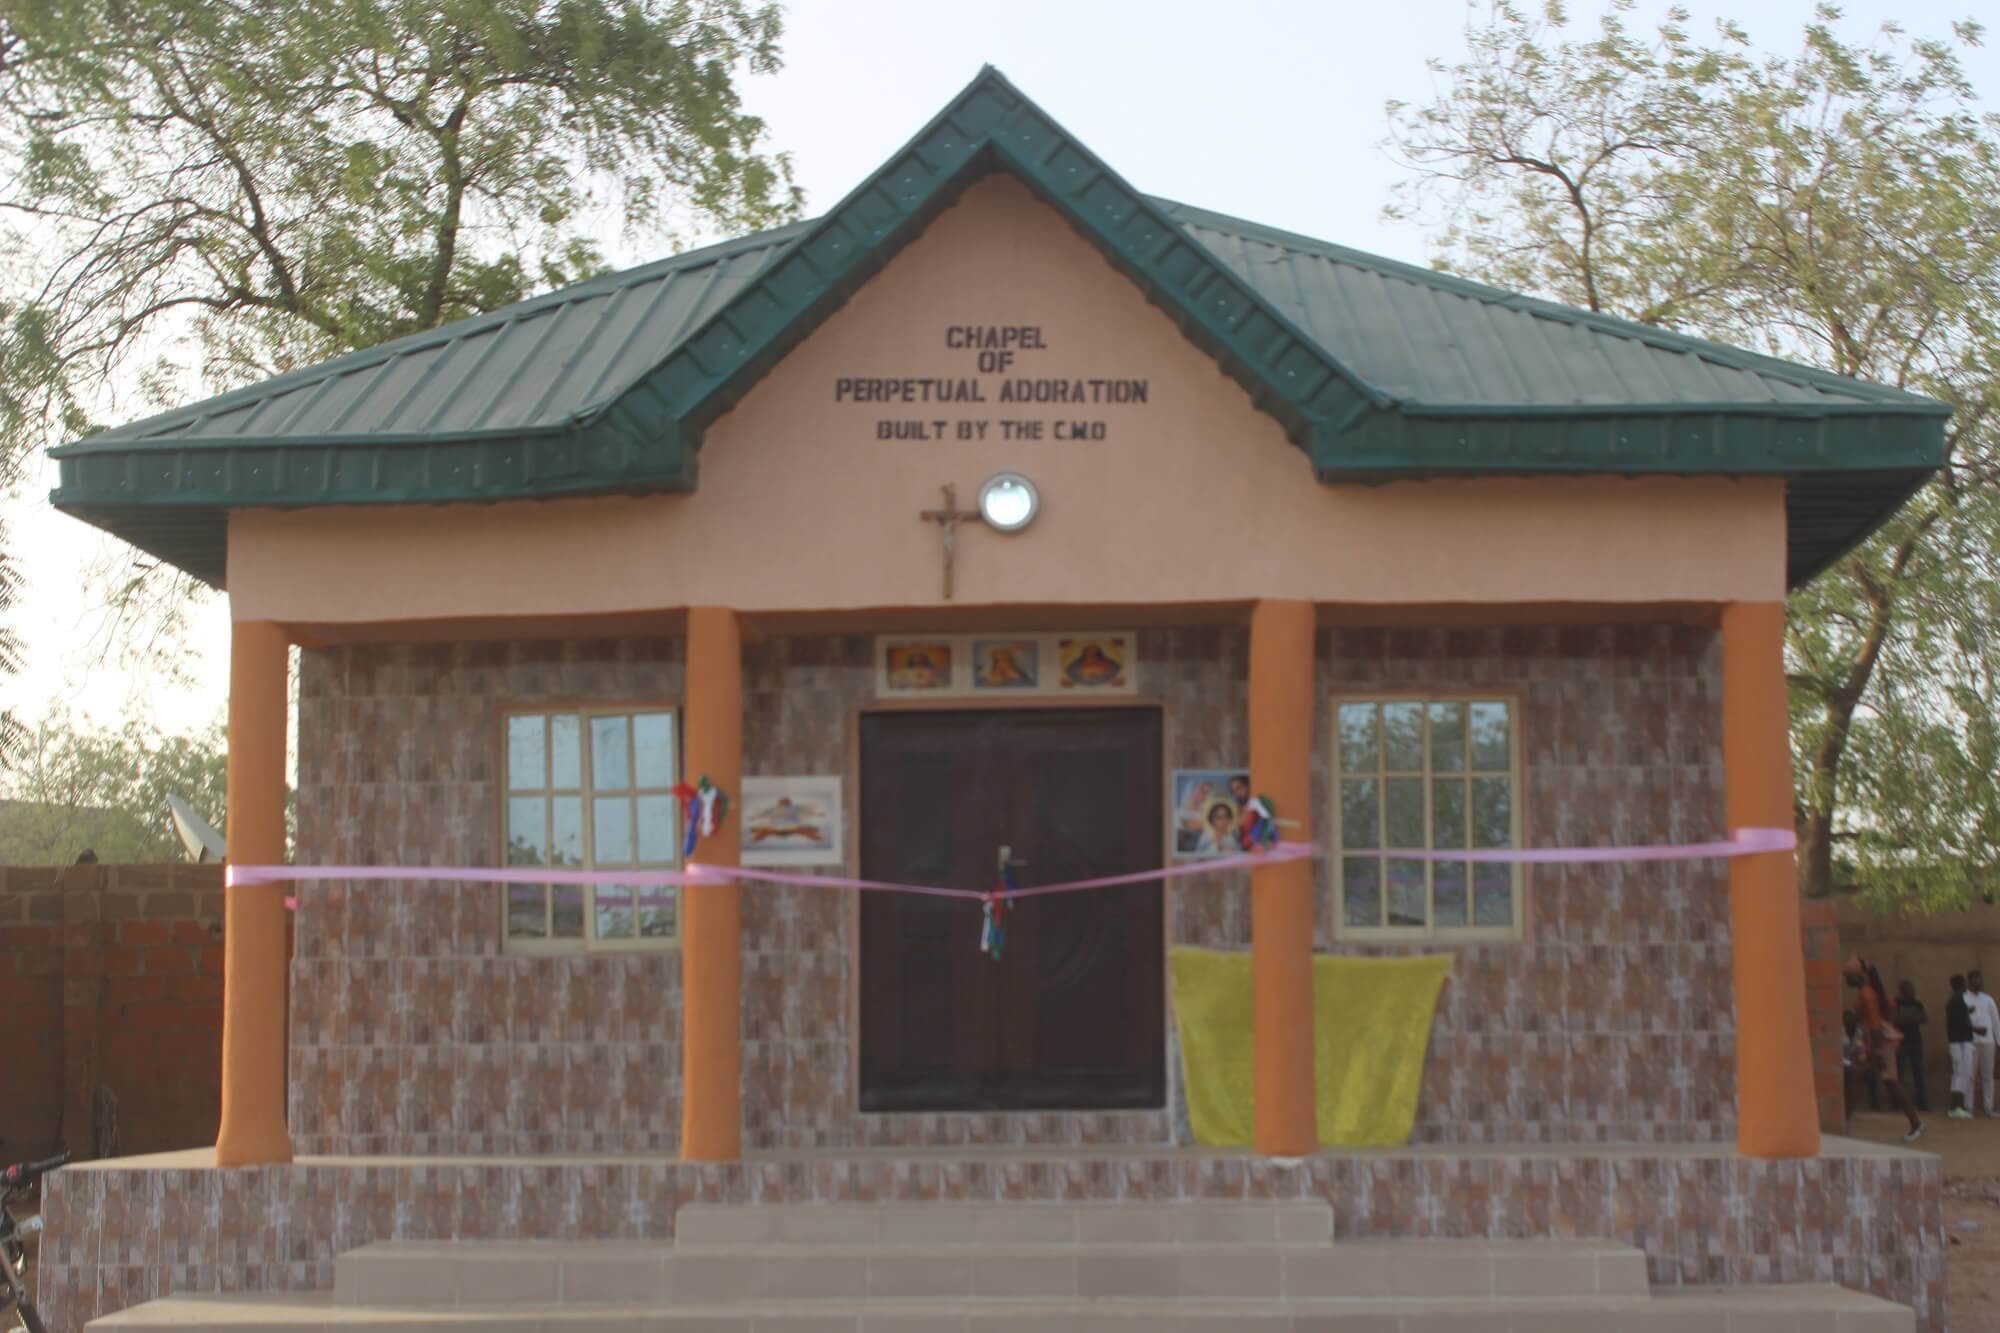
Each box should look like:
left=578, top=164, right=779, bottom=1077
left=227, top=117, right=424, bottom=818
left=86, top=1285, right=1919, bottom=1332
left=673, top=1201, right=1335, bottom=1246
left=331, top=1237, right=1651, bottom=1308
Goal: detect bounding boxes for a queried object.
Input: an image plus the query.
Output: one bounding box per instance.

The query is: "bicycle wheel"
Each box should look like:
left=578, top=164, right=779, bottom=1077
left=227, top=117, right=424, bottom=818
left=18, top=1300, right=47, bottom=1333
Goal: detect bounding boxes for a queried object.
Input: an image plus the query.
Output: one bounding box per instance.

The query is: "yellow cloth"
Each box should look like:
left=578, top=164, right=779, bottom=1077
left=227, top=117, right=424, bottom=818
left=1168, top=946, right=1453, bottom=1148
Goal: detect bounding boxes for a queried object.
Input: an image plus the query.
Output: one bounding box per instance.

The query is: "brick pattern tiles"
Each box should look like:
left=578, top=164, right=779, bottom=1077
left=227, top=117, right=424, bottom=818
left=292, top=625, right=1734, bottom=1153
left=290, top=640, right=689, bottom=1156
left=1317, top=625, right=1737, bottom=1146
left=36, top=1148, right=1945, bottom=1333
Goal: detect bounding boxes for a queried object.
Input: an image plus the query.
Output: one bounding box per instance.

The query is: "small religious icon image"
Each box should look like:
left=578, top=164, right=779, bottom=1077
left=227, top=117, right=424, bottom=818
left=884, top=641, right=953, bottom=691
left=973, top=638, right=1039, bottom=690
left=1172, top=768, right=1251, bottom=859
left=1058, top=635, right=1128, bottom=689
left=740, top=777, right=844, bottom=867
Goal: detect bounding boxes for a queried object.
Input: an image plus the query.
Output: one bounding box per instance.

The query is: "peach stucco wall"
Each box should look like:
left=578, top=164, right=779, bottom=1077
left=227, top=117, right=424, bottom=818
left=226, top=174, right=1786, bottom=623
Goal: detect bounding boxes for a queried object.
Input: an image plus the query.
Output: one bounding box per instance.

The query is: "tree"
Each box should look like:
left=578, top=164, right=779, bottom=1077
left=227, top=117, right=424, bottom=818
left=0, top=0, right=800, bottom=685
left=0, top=709, right=228, bottom=863
left=1388, top=1, right=2000, bottom=909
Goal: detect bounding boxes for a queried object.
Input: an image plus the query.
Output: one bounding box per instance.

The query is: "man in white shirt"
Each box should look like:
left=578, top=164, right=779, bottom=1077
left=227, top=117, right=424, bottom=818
left=1969, top=970, right=2000, bottom=1117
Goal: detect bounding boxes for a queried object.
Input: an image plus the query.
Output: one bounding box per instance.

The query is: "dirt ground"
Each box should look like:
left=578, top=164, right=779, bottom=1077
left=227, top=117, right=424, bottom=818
left=1849, top=1110, right=2000, bottom=1330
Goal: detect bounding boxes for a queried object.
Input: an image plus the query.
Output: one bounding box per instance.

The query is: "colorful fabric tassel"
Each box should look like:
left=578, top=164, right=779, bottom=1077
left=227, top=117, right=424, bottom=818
left=673, top=777, right=731, bottom=859
left=1238, top=795, right=1282, bottom=852
left=980, top=863, right=1018, bottom=960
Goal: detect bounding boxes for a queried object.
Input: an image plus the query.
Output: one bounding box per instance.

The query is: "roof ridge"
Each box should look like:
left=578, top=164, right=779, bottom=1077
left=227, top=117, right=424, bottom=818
left=1156, top=196, right=1944, bottom=412
left=86, top=218, right=815, bottom=443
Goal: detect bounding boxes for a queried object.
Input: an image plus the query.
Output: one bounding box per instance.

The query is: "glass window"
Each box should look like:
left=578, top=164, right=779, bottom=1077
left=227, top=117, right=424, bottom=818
left=1332, top=696, right=1520, bottom=938
left=502, top=708, right=679, bottom=950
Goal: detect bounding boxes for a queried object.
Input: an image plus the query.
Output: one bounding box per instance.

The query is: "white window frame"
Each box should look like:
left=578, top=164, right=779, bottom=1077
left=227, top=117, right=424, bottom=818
left=501, top=704, right=682, bottom=954
left=1330, top=692, right=1524, bottom=942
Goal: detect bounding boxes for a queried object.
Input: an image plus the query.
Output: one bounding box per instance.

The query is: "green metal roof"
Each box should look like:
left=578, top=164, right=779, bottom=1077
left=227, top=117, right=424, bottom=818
left=52, top=66, right=1948, bottom=590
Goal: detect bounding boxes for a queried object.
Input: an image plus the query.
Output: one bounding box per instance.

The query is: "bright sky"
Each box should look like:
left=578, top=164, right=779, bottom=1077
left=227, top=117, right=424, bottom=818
left=3, top=0, right=1994, bottom=738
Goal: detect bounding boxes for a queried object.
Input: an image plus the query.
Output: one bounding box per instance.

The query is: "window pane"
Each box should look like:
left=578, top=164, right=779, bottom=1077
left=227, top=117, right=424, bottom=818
left=1474, top=869, right=1514, bottom=927
left=1340, top=779, right=1379, bottom=849
left=633, top=713, right=675, bottom=789
left=1434, top=862, right=1470, bottom=927
left=551, top=796, right=583, bottom=867
left=1384, top=778, right=1425, bottom=850
left=594, top=796, right=634, bottom=865
left=506, top=797, right=548, bottom=865
left=1472, top=777, right=1513, bottom=848
left=1386, top=860, right=1427, bottom=927
left=506, top=885, right=547, bottom=938
left=1470, top=701, right=1511, bottom=770
left=507, top=715, right=545, bottom=790
left=1342, top=857, right=1382, bottom=928
left=1338, top=703, right=1379, bottom=772
left=637, top=888, right=676, bottom=938
left=1428, top=702, right=1465, bottom=772
left=1382, top=702, right=1424, bottom=772
left=636, top=793, right=679, bottom=864
left=1431, top=779, right=1467, bottom=849
left=550, top=714, right=582, bottom=791
left=552, top=885, right=585, bottom=938
left=595, top=887, right=635, bottom=940
left=592, top=714, right=631, bottom=789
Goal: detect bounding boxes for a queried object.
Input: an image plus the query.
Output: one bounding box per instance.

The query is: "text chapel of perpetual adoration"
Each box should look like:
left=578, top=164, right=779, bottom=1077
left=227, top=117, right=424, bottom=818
left=832, top=324, right=1149, bottom=442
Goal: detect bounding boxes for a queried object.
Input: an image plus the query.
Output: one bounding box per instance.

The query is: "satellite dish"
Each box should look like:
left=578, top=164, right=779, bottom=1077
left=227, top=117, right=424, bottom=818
left=167, top=794, right=225, bottom=862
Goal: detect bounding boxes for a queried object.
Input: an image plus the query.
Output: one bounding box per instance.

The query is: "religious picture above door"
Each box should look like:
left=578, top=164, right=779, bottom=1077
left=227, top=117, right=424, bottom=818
left=876, top=632, right=1135, bottom=699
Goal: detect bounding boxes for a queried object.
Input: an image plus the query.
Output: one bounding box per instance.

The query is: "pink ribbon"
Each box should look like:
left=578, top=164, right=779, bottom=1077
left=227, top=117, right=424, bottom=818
left=1372, top=826, right=1796, bottom=864
left=231, top=829, right=1795, bottom=912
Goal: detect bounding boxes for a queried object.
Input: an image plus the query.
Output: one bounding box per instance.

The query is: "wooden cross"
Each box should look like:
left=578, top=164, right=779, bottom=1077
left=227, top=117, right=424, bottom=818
left=919, top=482, right=982, bottom=600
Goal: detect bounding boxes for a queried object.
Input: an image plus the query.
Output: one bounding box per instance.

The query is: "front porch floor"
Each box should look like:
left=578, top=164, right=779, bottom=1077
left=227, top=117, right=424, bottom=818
left=36, top=1139, right=1944, bottom=1331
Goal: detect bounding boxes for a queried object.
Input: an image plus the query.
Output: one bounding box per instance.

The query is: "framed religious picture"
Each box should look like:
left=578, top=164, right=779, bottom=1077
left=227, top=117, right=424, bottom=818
left=972, top=638, right=1040, bottom=690
left=740, top=776, right=845, bottom=868
left=873, top=631, right=1134, bottom=698
left=1057, top=633, right=1130, bottom=691
left=1172, top=768, right=1252, bottom=860
left=879, top=639, right=956, bottom=693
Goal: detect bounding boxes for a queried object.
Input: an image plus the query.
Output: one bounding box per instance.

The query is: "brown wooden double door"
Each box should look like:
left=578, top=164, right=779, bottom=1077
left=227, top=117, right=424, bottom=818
left=858, top=708, right=1165, bottom=1112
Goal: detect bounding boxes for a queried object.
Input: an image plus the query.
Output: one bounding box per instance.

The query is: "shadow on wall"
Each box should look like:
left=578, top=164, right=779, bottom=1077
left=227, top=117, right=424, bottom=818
left=0, top=861, right=230, bottom=1162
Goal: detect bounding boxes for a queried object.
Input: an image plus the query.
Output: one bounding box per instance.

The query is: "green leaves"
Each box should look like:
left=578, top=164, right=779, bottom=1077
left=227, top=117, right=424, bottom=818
left=0, top=0, right=802, bottom=450
left=0, top=708, right=230, bottom=864
left=1394, top=5, right=2000, bottom=911
left=0, top=0, right=800, bottom=745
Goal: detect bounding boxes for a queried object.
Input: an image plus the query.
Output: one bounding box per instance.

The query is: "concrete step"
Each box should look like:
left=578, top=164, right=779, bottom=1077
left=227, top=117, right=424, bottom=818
left=85, top=1285, right=1918, bottom=1332
left=673, top=1202, right=1335, bottom=1247
left=331, top=1237, right=1652, bottom=1308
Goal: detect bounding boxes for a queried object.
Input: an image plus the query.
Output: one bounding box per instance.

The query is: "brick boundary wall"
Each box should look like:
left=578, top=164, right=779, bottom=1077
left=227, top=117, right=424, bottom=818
left=0, top=864, right=226, bottom=1162
left=1800, top=897, right=1847, bottom=1133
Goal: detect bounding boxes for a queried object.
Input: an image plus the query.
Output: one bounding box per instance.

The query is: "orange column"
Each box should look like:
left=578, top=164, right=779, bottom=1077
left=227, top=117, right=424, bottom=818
left=1722, top=601, right=1821, bottom=1158
left=1250, top=599, right=1318, bottom=1155
left=680, top=607, right=744, bottom=1161
left=216, top=619, right=294, bottom=1167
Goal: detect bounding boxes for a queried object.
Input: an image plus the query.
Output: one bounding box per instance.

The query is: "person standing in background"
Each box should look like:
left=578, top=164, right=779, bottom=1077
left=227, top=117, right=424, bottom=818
left=1893, top=979, right=1929, bottom=1113
left=1947, top=974, right=1977, bottom=1119
left=1843, top=957, right=1922, bottom=1141
left=1970, top=970, right=2000, bottom=1117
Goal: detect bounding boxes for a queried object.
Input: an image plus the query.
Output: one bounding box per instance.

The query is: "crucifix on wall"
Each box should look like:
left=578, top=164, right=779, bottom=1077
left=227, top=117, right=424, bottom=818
left=919, top=482, right=983, bottom=600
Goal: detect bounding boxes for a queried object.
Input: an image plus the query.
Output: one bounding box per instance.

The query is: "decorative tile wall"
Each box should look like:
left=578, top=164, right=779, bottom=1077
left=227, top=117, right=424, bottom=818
left=37, top=1145, right=1945, bottom=1333
left=293, top=622, right=1730, bottom=1153
left=291, top=639, right=688, bottom=1156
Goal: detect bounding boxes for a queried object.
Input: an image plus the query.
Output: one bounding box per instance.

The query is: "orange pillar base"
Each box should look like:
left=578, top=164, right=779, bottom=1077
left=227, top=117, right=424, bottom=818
left=1250, top=599, right=1318, bottom=1156
left=216, top=619, right=294, bottom=1168
left=1722, top=601, right=1821, bottom=1159
left=680, top=607, right=744, bottom=1162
